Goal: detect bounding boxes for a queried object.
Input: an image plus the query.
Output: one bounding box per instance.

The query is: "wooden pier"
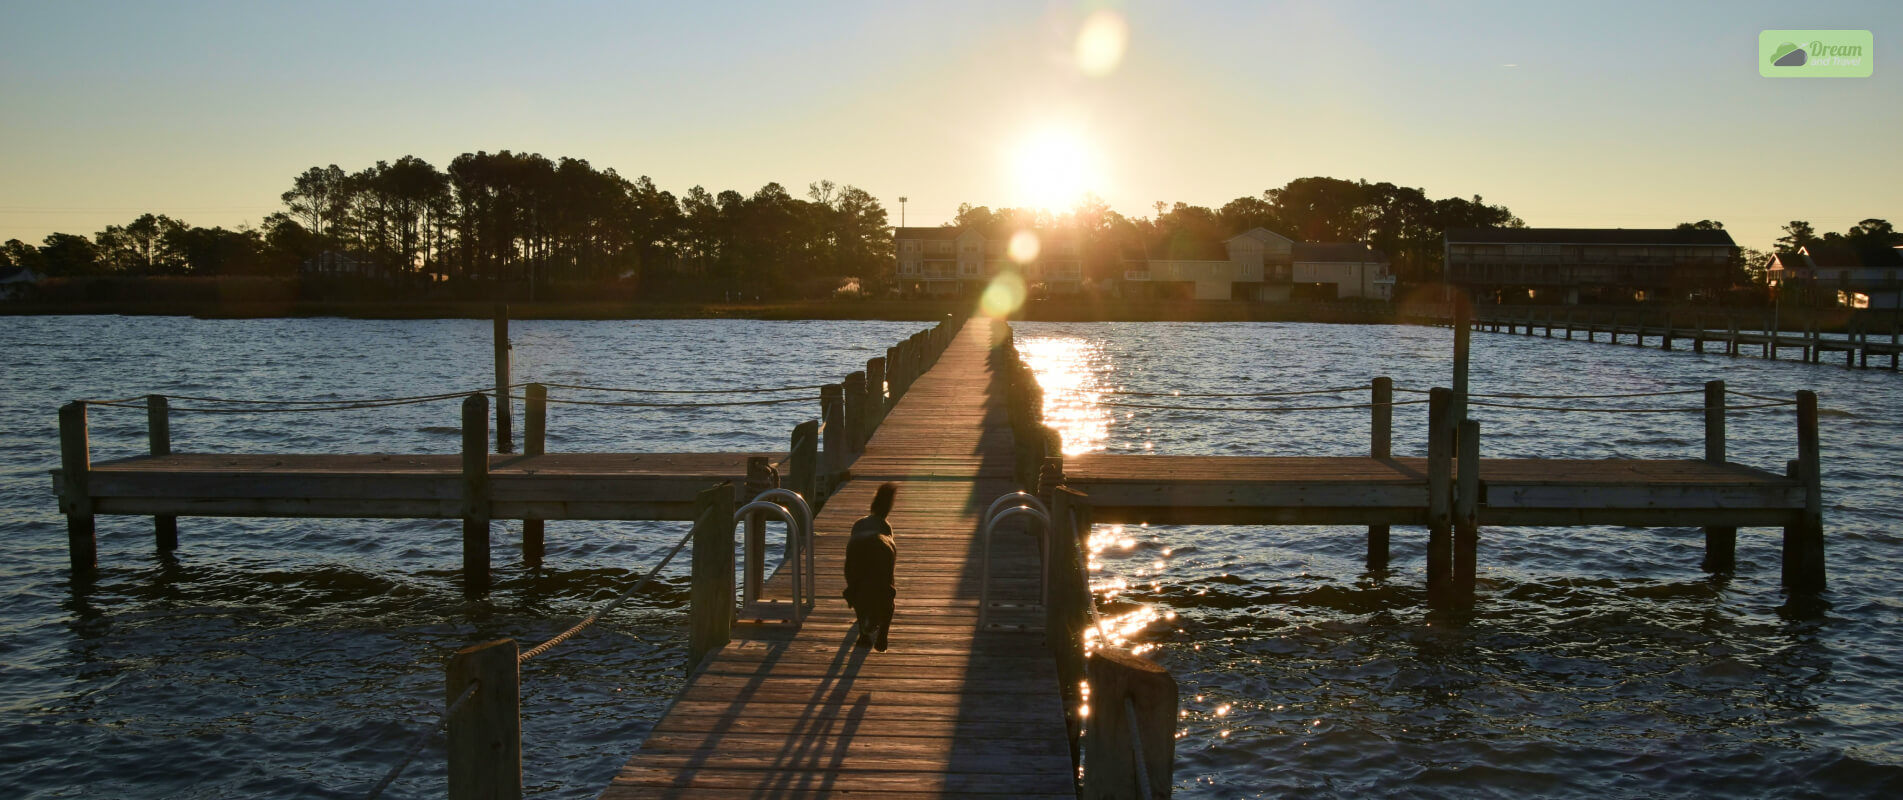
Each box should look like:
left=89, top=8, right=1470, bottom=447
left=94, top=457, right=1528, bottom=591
left=1467, top=306, right=1903, bottom=368
left=602, top=320, right=1077, bottom=798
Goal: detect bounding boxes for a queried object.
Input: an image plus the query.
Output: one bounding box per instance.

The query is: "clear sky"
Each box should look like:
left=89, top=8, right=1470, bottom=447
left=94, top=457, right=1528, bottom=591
left=1, top=0, right=1896, bottom=252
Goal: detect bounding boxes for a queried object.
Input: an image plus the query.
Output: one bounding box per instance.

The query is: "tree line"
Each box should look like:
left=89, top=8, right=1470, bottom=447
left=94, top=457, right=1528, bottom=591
left=942, top=177, right=1524, bottom=284
left=0, top=152, right=892, bottom=300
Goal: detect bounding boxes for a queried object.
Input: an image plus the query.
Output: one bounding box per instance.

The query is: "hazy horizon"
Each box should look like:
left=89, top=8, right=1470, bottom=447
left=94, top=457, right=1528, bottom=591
left=2, top=0, right=1897, bottom=253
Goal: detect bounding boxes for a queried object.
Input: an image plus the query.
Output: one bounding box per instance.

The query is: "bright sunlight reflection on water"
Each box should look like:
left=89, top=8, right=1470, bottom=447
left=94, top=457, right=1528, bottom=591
left=1017, top=335, right=1110, bottom=455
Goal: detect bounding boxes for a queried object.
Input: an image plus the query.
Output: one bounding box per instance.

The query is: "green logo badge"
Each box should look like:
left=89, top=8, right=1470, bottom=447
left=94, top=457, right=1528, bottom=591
left=1761, top=30, right=1873, bottom=77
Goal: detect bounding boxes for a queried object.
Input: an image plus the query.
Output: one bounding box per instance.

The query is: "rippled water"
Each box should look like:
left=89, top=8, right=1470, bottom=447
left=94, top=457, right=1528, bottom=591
left=1015, top=321, right=1903, bottom=798
left=0, top=316, right=921, bottom=799
left=5, top=317, right=1901, bottom=799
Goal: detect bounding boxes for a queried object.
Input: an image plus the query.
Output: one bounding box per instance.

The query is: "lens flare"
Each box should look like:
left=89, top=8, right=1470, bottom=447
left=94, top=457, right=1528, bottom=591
left=979, top=271, right=1027, bottom=318
left=1008, top=230, right=1041, bottom=264
left=1074, top=10, right=1129, bottom=77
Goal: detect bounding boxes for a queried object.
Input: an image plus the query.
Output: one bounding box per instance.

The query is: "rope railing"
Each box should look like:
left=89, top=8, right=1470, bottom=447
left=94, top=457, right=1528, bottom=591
left=363, top=679, right=481, bottom=800
left=1464, top=399, right=1797, bottom=413
left=1393, top=386, right=1705, bottom=399
left=514, top=394, right=813, bottom=409
left=83, top=393, right=474, bottom=413
left=1103, top=385, right=1366, bottom=398
left=517, top=519, right=700, bottom=663
left=536, top=381, right=829, bottom=395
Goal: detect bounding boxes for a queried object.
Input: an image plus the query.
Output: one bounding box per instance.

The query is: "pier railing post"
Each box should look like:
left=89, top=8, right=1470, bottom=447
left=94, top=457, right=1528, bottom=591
left=462, top=394, right=491, bottom=597
left=147, top=394, right=178, bottom=553
left=821, top=384, right=847, bottom=489
left=1083, top=647, right=1178, bottom=800
left=885, top=345, right=904, bottom=402
left=843, top=371, right=867, bottom=454
left=494, top=304, right=512, bottom=454
left=789, top=420, right=819, bottom=511
left=522, top=383, right=546, bottom=567
left=688, top=482, right=737, bottom=673
left=1455, top=418, right=1480, bottom=605
left=1368, top=377, right=1392, bottom=570
left=742, top=457, right=772, bottom=605
left=1702, top=380, right=1735, bottom=572
left=1452, top=294, right=1471, bottom=427
left=59, top=401, right=96, bottom=576
left=1783, top=391, right=1825, bottom=592
left=1426, top=388, right=1453, bottom=606
left=445, top=638, right=521, bottom=800
left=867, top=357, right=887, bottom=428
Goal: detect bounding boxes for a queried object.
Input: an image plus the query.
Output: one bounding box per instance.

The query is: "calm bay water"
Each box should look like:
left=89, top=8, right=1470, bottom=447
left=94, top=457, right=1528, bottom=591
left=1, top=316, right=1899, bottom=798
left=1016, top=321, right=1903, bottom=799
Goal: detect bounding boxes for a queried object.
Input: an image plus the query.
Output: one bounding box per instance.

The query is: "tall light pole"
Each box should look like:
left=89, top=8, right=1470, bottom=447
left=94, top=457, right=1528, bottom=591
left=898, top=196, right=907, bottom=228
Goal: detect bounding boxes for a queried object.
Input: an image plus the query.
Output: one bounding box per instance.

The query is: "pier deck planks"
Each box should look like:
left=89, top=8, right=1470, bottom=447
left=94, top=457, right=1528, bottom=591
left=602, top=320, right=1076, bottom=799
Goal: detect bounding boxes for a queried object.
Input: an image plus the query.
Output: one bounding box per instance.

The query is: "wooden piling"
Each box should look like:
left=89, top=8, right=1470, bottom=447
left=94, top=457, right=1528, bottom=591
left=1082, top=648, right=1177, bottom=800
left=866, top=357, right=887, bottom=428
left=445, top=638, right=522, bottom=800
left=1452, top=296, right=1471, bottom=426
left=688, top=482, right=736, bottom=673
left=1662, top=313, right=1674, bottom=351
left=788, top=420, right=819, bottom=511
left=462, top=394, right=491, bottom=597
left=843, top=371, right=867, bottom=453
left=1368, top=377, right=1392, bottom=570
left=494, top=305, right=512, bottom=454
left=1701, top=380, right=1735, bottom=572
left=742, top=457, right=772, bottom=604
left=58, top=401, right=95, bottom=575
left=522, top=384, right=546, bottom=566
left=147, top=394, right=178, bottom=553
left=1426, top=388, right=1453, bottom=604
left=820, top=384, right=846, bottom=481
left=1783, top=391, right=1825, bottom=592
left=1454, top=418, right=1480, bottom=604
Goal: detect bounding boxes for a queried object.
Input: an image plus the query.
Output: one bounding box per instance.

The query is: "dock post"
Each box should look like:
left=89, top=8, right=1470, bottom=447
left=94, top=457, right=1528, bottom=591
left=1783, top=392, right=1825, bottom=592
left=742, top=457, right=772, bottom=604
left=1368, top=377, right=1392, bottom=570
left=1426, top=388, right=1454, bottom=606
left=820, top=384, right=847, bottom=485
left=1454, top=419, right=1480, bottom=604
left=1662, top=313, right=1674, bottom=351
left=1564, top=308, right=1574, bottom=340
left=688, top=482, right=736, bottom=672
left=445, top=638, right=521, bottom=800
left=843, top=371, right=867, bottom=453
left=885, top=346, right=903, bottom=402
left=1452, top=296, right=1471, bottom=427
left=788, top=420, right=818, bottom=512
left=58, top=401, right=95, bottom=576
left=1048, top=487, right=1090, bottom=760
left=1701, top=380, right=1735, bottom=572
left=146, top=394, right=178, bottom=553
left=522, top=384, right=546, bottom=567
left=866, top=357, right=887, bottom=428
left=462, top=394, right=491, bottom=597
left=1083, top=648, right=1178, bottom=800
left=494, top=304, right=512, bottom=454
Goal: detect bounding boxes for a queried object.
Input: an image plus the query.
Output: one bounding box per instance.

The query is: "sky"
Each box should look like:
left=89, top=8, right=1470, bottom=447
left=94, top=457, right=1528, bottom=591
left=0, top=0, right=1897, bottom=252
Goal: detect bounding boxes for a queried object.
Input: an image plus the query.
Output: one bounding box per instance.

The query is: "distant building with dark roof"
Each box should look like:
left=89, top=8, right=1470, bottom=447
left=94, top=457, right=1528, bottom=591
left=893, top=227, right=1079, bottom=296
left=1768, top=243, right=1903, bottom=309
left=1443, top=227, right=1736, bottom=303
left=1120, top=227, right=1392, bottom=301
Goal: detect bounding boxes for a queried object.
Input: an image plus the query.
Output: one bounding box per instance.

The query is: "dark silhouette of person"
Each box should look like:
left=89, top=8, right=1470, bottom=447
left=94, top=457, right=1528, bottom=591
left=844, top=483, right=898, bottom=651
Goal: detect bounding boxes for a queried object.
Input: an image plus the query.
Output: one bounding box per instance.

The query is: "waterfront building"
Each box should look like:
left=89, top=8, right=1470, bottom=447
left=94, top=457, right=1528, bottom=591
left=893, top=227, right=1081, bottom=296
left=1120, top=227, right=1390, bottom=301
left=1443, top=227, right=1736, bottom=304
left=1293, top=242, right=1395, bottom=300
left=1768, top=242, right=1903, bottom=309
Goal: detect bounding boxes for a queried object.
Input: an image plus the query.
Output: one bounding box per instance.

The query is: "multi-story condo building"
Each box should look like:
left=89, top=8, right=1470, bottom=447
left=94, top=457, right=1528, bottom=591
left=893, top=227, right=1081, bottom=296
left=1444, top=228, right=1736, bottom=304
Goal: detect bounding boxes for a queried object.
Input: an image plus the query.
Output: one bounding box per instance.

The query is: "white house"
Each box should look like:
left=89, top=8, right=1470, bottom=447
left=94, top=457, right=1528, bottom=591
left=894, top=227, right=1081, bottom=296
left=1128, top=227, right=1294, bottom=300
left=1768, top=243, right=1903, bottom=309
left=0, top=266, right=40, bottom=300
left=1292, top=242, right=1394, bottom=300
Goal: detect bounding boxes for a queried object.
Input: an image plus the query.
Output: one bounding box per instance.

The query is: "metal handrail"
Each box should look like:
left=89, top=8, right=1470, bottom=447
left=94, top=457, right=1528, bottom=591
left=751, top=488, right=815, bottom=610
left=734, top=500, right=806, bottom=623
left=977, top=495, right=1050, bottom=629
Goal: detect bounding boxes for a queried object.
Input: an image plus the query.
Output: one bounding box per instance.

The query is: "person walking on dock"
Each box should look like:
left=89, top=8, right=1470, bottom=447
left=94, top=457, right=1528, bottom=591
left=844, top=483, right=898, bottom=652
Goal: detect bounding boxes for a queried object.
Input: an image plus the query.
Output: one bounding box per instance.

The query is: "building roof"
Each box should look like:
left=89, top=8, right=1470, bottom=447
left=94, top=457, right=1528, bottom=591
left=1803, top=242, right=1903, bottom=268
left=1445, top=227, right=1736, bottom=247
left=893, top=226, right=964, bottom=241
left=1149, top=235, right=1230, bottom=261
left=1293, top=242, right=1389, bottom=263
left=0, top=266, right=40, bottom=283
